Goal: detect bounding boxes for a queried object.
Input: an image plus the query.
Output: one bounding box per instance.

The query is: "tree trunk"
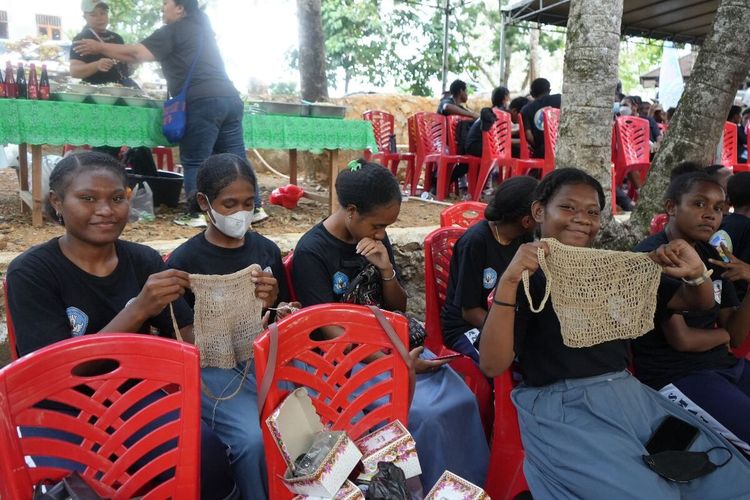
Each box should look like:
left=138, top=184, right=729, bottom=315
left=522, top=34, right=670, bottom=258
left=502, top=42, right=512, bottom=86
left=556, top=0, right=623, bottom=190
left=528, top=25, right=540, bottom=84
left=631, top=0, right=750, bottom=232
left=297, top=0, right=329, bottom=102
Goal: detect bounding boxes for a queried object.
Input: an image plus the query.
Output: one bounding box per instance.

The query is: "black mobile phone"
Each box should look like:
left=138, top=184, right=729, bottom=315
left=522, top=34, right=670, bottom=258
left=645, top=416, right=700, bottom=454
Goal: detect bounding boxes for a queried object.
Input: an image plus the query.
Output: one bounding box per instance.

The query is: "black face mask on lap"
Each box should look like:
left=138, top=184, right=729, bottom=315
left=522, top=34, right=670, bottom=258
left=642, top=447, right=732, bottom=483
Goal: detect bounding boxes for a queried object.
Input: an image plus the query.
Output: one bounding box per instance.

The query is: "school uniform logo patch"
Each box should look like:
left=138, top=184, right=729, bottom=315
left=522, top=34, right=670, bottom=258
left=332, top=271, right=349, bottom=295
left=483, top=267, right=498, bottom=289
left=534, top=107, right=546, bottom=131
left=66, top=307, right=89, bottom=337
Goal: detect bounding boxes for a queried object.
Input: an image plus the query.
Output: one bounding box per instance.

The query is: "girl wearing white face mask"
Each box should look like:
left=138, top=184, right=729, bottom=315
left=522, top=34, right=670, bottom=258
left=167, top=153, right=298, bottom=500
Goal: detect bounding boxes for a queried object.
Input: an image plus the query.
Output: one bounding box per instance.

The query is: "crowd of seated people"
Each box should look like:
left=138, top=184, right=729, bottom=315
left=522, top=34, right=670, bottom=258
left=7, top=140, right=750, bottom=498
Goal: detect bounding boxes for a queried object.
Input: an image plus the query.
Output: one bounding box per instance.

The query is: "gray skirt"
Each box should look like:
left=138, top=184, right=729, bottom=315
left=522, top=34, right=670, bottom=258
left=512, top=370, right=750, bottom=500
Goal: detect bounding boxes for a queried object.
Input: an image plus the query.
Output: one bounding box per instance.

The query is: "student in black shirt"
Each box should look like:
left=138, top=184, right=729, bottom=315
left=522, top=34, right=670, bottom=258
left=634, top=172, right=750, bottom=453
left=437, top=79, right=479, bottom=119
left=292, top=159, right=489, bottom=490
left=167, top=153, right=292, bottom=500
left=73, top=0, right=266, bottom=224
left=723, top=172, right=750, bottom=300
left=480, top=168, right=750, bottom=497
left=464, top=86, right=510, bottom=158
left=519, top=78, right=561, bottom=158
left=441, top=176, right=537, bottom=362
left=5, top=152, right=237, bottom=499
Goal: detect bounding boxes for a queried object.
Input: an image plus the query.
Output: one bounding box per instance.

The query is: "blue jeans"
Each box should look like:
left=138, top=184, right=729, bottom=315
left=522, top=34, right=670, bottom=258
left=201, top=360, right=267, bottom=500
left=180, top=95, right=260, bottom=208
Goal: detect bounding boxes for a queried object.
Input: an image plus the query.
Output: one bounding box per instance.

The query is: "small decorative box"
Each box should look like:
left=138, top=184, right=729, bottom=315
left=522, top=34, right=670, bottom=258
left=425, top=471, right=490, bottom=500
left=355, top=420, right=421, bottom=480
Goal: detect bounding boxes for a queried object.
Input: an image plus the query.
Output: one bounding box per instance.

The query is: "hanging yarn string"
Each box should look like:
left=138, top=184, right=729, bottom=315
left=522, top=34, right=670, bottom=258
left=521, top=238, right=662, bottom=348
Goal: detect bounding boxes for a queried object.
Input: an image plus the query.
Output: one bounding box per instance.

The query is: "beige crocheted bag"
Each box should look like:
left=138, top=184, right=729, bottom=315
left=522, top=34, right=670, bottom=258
left=521, top=238, right=662, bottom=348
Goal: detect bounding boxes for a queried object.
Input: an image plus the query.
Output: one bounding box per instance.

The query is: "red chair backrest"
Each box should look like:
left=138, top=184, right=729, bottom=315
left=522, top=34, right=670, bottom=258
left=2, top=278, right=17, bottom=361
left=446, top=115, right=474, bottom=155
left=440, top=201, right=487, bottom=228
left=0, top=334, right=201, bottom=500
left=516, top=113, right=532, bottom=159
left=612, top=116, right=651, bottom=182
left=407, top=113, right=420, bottom=154
left=152, top=147, right=174, bottom=171
left=415, top=112, right=448, bottom=158
left=650, top=213, right=668, bottom=235
left=363, top=110, right=395, bottom=154
left=282, top=251, right=297, bottom=302
left=253, top=304, right=410, bottom=500
left=723, top=121, right=738, bottom=167
left=424, top=227, right=466, bottom=352
left=484, top=109, right=513, bottom=161
left=542, top=107, right=560, bottom=169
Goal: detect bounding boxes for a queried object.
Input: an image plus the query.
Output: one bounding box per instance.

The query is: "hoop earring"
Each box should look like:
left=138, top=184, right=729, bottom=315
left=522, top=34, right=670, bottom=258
left=56, top=212, right=64, bottom=225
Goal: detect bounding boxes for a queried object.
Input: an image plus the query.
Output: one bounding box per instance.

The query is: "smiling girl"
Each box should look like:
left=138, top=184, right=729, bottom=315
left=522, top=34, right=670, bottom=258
left=480, top=168, right=750, bottom=497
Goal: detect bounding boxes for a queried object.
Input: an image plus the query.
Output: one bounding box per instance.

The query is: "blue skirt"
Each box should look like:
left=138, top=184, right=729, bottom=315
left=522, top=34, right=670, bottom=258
left=513, top=370, right=750, bottom=499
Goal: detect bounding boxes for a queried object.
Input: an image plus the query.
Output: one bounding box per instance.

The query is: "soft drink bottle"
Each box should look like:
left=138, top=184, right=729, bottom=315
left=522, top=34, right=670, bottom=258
left=27, top=63, right=38, bottom=99
left=16, top=63, right=27, bottom=99
left=4, top=61, right=16, bottom=98
left=39, top=65, right=50, bottom=100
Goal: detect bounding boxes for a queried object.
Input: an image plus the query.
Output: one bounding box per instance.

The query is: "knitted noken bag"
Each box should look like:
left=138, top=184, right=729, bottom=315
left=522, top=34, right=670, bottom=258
left=188, top=263, right=264, bottom=368
left=521, top=238, right=662, bottom=348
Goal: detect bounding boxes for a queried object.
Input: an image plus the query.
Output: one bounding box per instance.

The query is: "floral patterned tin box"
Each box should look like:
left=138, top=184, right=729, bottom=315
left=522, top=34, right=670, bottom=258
left=292, top=480, right=365, bottom=500
left=425, top=471, right=490, bottom=500
left=266, top=388, right=363, bottom=497
left=354, top=420, right=421, bottom=480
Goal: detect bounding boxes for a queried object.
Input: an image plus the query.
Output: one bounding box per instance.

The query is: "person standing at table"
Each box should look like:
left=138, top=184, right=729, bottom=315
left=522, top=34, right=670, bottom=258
left=74, top=0, right=269, bottom=226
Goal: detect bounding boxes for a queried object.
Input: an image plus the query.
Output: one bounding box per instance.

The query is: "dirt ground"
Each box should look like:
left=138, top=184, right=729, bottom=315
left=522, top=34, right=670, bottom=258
left=0, top=165, right=446, bottom=253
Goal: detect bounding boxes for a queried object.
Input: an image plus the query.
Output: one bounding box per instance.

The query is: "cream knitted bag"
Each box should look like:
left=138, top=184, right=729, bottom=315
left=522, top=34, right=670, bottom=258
left=521, top=238, right=662, bottom=348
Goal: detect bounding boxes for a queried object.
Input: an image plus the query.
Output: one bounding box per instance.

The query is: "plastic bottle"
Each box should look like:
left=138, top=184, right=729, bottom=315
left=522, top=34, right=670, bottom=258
left=15, top=63, right=27, bottom=99
left=27, top=63, right=38, bottom=99
left=39, top=65, right=50, bottom=100
left=4, top=62, right=16, bottom=98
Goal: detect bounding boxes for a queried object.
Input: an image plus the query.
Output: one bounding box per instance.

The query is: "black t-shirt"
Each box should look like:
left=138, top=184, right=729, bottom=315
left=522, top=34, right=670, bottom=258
left=166, top=231, right=288, bottom=308
left=633, top=232, right=739, bottom=389
left=520, top=94, right=562, bottom=158
left=513, top=270, right=630, bottom=387
left=464, top=107, right=502, bottom=158
left=291, top=222, right=399, bottom=307
left=441, top=221, right=522, bottom=348
left=70, top=28, right=130, bottom=85
left=6, top=238, right=193, bottom=357
left=722, top=212, right=750, bottom=300
left=141, top=18, right=237, bottom=102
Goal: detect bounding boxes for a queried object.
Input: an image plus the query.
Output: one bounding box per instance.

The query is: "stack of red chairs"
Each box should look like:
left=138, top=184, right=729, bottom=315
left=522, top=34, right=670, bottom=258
left=414, top=113, right=481, bottom=201
left=722, top=122, right=750, bottom=172
left=362, top=110, right=416, bottom=182
left=611, top=115, right=651, bottom=213
left=510, top=108, right=558, bottom=180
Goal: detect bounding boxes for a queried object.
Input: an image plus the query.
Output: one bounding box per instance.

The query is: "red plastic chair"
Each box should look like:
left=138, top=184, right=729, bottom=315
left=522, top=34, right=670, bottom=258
left=722, top=122, right=750, bottom=172
left=406, top=113, right=424, bottom=195
left=282, top=251, right=297, bottom=302
left=439, top=201, right=487, bottom=228
left=423, top=227, right=494, bottom=439
left=2, top=278, right=18, bottom=361
left=62, top=144, right=92, bottom=155
left=650, top=213, right=668, bottom=235
left=415, top=113, right=481, bottom=201
left=516, top=114, right=535, bottom=161
left=152, top=147, right=175, bottom=172
left=473, top=109, right=516, bottom=200
left=0, top=333, right=201, bottom=500
left=362, top=110, right=416, bottom=182
left=484, top=370, right=529, bottom=499
left=611, top=116, right=652, bottom=213
left=510, top=108, right=557, bottom=180
left=253, top=304, right=411, bottom=500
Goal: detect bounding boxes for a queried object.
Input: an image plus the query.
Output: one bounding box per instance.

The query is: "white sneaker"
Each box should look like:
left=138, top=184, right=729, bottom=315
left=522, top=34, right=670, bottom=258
left=252, top=207, right=269, bottom=223
left=173, top=213, right=207, bottom=227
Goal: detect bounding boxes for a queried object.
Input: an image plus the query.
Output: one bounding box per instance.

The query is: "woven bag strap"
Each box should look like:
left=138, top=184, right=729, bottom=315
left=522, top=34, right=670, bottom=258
left=522, top=245, right=552, bottom=313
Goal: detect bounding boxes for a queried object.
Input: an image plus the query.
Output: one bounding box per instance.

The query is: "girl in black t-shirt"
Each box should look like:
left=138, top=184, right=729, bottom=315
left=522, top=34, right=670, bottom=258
left=167, top=153, right=292, bottom=500
left=441, top=176, right=537, bottom=362
left=634, top=172, right=750, bottom=454
left=292, top=160, right=489, bottom=490
left=6, top=152, right=237, bottom=499
left=480, top=168, right=750, bottom=498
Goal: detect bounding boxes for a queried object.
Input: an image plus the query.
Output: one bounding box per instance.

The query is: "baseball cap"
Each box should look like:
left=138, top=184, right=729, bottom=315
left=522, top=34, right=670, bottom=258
left=81, top=0, right=109, bottom=12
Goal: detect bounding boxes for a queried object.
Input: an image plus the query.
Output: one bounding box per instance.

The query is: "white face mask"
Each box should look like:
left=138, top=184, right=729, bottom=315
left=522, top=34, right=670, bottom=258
left=202, top=195, right=253, bottom=239
left=619, top=105, right=632, bottom=116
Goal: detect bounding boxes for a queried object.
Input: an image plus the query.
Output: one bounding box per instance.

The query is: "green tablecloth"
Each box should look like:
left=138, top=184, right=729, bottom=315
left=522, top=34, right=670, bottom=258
left=0, top=99, right=377, bottom=152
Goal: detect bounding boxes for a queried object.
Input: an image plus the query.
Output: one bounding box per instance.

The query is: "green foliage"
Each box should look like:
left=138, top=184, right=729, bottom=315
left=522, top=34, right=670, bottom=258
left=105, top=0, right=163, bottom=43
left=618, top=38, right=664, bottom=94
left=269, top=81, right=299, bottom=95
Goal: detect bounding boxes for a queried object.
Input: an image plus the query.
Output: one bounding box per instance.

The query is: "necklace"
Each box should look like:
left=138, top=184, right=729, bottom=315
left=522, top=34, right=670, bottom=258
left=491, top=222, right=505, bottom=245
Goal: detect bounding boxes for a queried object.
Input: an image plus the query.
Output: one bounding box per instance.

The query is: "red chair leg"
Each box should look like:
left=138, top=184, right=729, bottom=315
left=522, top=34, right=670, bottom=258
left=435, top=159, right=452, bottom=201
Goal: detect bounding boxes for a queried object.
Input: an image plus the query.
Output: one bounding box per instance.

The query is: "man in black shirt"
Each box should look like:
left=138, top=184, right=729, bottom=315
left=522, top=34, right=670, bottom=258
left=520, top=78, right=561, bottom=158
left=437, top=79, right=479, bottom=120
